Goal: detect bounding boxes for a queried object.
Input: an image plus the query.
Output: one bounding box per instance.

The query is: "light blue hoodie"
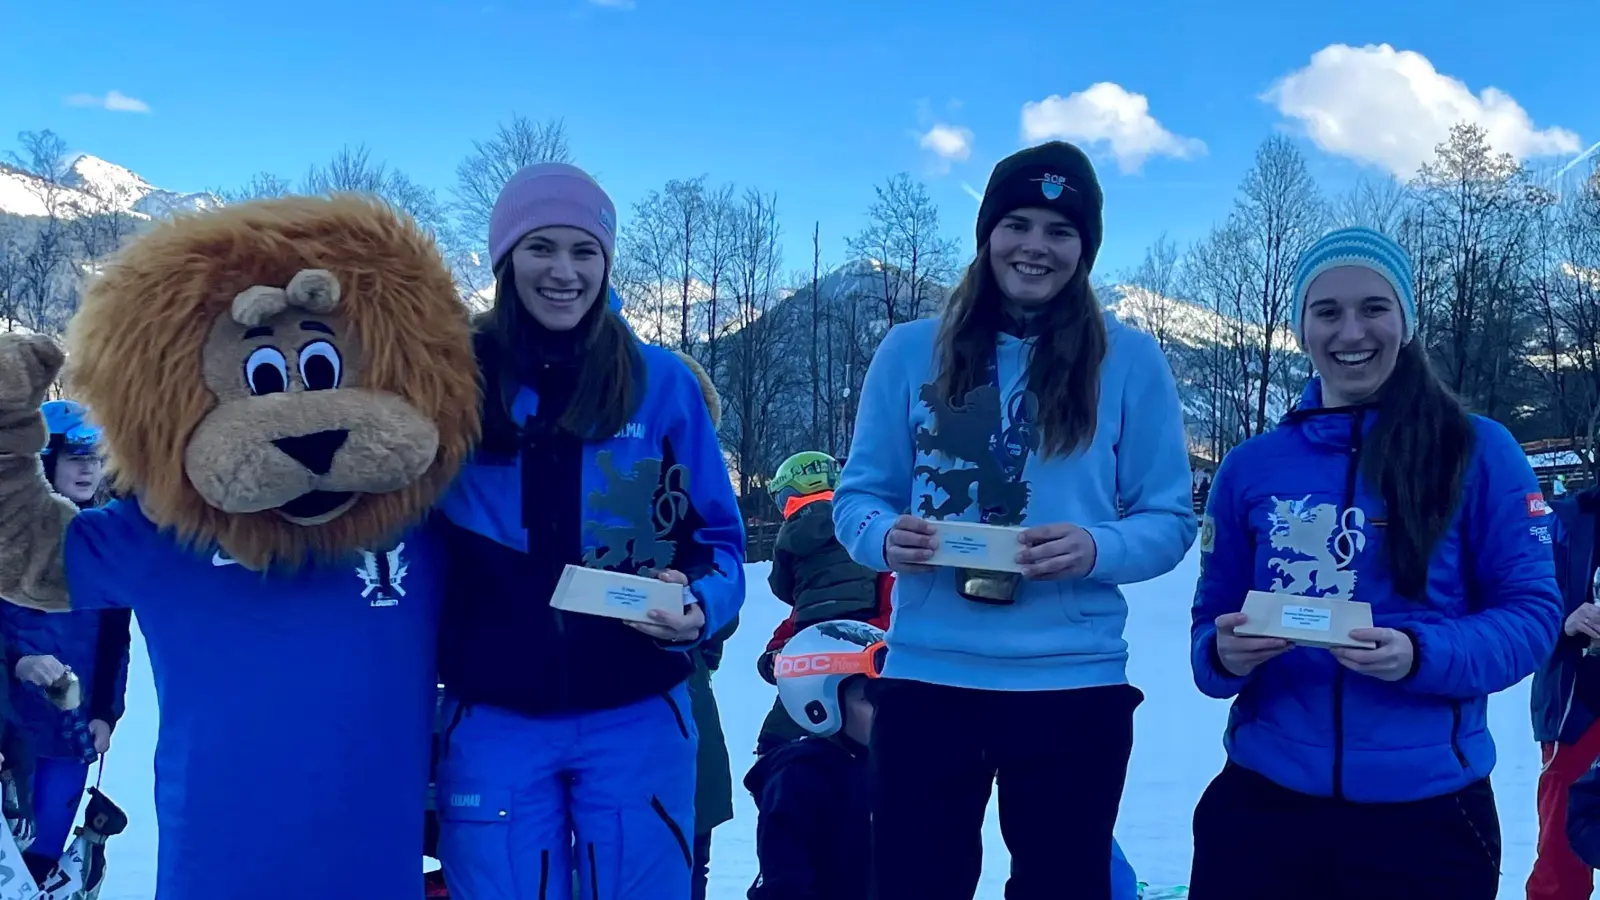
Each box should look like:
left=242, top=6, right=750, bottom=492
left=833, top=313, right=1196, bottom=690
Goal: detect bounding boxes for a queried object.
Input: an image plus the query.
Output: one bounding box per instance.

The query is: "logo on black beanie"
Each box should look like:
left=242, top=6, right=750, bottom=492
left=1033, top=173, right=1073, bottom=201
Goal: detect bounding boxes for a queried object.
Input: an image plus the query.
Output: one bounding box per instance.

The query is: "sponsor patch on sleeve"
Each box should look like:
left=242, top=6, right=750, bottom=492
left=1527, top=493, right=1552, bottom=518
left=1199, top=514, right=1216, bottom=553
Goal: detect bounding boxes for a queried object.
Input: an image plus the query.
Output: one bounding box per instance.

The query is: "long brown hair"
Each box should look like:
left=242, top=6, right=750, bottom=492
left=1360, top=340, right=1476, bottom=599
left=478, top=258, right=638, bottom=452
left=933, top=244, right=1107, bottom=457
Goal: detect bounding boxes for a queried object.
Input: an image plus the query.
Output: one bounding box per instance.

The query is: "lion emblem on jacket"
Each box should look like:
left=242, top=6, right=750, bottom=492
left=1266, top=495, right=1367, bottom=600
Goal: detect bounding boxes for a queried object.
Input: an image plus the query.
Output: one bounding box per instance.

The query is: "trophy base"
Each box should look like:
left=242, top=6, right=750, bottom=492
left=1232, top=590, right=1376, bottom=649
left=550, top=565, right=684, bottom=624
left=958, top=569, right=1021, bottom=605
left=925, top=521, right=1025, bottom=572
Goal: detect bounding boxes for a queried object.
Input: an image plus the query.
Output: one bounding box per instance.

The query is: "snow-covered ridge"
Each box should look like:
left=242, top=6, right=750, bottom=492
left=0, top=154, right=218, bottom=222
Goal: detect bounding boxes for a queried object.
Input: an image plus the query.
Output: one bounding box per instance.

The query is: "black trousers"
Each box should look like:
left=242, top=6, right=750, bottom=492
left=690, top=832, right=711, bottom=900
left=868, top=679, right=1142, bottom=900
left=1190, top=763, right=1502, bottom=900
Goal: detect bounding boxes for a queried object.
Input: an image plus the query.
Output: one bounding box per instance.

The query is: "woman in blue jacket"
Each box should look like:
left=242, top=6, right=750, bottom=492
left=833, top=141, right=1196, bottom=900
left=0, top=400, right=131, bottom=885
left=1187, top=226, right=1562, bottom=900
left=433, top=162, right=745, bottom=900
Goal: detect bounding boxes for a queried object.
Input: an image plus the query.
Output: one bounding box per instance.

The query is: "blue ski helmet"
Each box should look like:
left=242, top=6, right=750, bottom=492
left=41, top=400, right=101, bottom=457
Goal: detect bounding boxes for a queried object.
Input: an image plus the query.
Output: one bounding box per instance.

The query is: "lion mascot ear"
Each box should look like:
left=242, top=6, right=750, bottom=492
left=673, top=351, right=721, bottom=428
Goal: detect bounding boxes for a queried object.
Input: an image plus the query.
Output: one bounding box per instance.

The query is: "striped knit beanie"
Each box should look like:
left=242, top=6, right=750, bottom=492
left=1290, top=226, right=1416, bottom=348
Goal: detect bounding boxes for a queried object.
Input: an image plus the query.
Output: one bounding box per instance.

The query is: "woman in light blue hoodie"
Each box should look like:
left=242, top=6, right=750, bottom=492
left=832, top=140, right=1196, bottom=900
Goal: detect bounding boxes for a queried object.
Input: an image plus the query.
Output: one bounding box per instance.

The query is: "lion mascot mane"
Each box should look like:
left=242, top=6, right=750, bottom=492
left=0, top=194, right=479, bottom=900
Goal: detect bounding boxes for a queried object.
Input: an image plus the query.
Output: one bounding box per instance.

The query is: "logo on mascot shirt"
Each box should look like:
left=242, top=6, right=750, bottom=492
left=356, top=544, right=409, bottom=607
left=1527, top=493, right=1552, bottom=518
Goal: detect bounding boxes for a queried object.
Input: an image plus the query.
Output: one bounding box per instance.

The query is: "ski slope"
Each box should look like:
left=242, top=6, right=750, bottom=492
left=87, top=548, right=1548, bottom=898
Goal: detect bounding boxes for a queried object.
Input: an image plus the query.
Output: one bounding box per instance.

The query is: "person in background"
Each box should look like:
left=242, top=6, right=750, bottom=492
left=1188, top=226, right=1561, bottom=900
left=1529, top=481, right=1600, bottom=899
left=434, top=162, right=746, bottom=900
left=687, top=618, right=737, bottom=900
left=0, top=401, right=131, bottom=887
left=834, top=140, right=1196, bottom=899
left=745, top=621, right=882, bottom=900
left=755, top=452, right=884, bottom=754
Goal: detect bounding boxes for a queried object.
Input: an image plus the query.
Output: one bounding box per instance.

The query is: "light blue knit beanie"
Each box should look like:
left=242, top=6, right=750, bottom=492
left=1290, top=226, right=1416, bottom=348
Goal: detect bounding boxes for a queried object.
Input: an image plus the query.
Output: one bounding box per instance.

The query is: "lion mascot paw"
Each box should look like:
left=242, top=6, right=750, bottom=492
left=0, top=195, right=479, bottom=899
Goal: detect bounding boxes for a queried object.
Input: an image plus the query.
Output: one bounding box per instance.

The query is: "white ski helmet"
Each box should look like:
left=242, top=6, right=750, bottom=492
left=774, top=620, right=887, bottom=737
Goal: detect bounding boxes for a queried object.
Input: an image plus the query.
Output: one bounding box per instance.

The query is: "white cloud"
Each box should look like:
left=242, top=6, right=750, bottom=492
left=1264, top=43, right=1581, bottom=178
left=919, top=124, right=973, bottom=162
left=1020, top=83, right=1205, bottom=173
left=65, top=90, right=151, bottom=113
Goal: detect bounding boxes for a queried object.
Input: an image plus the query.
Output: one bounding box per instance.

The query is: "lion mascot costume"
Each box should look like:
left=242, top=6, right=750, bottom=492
left=0, top=195, right=479, bottom=899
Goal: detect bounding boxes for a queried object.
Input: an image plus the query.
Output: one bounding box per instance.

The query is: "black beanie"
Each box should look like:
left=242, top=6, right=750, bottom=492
left=975, top=141, right=1105, bottom=274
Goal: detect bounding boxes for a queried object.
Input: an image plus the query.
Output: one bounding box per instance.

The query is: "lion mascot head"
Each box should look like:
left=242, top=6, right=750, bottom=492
left=65, top=194, right=480, bottom=570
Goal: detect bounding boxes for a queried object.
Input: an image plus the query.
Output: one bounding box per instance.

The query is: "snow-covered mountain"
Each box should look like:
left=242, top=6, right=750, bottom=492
left=0, top=154, right=218, bottom=222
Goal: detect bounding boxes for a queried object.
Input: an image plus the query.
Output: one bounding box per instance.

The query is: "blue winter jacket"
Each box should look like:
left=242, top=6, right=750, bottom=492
left=1191, top=379, right=1561, bottom=803
left=1531, top=489, right=1596, bottom=744
left=438, top=331, right=746, bottom=717
left=0, top=604, right=130, bottom=760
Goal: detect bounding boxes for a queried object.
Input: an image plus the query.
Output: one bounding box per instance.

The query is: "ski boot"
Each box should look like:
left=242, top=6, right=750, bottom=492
left=71, top=787, right=127, bottom=899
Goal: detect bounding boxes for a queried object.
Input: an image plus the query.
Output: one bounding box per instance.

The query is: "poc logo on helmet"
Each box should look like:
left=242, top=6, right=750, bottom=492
left=774, top=653, right=839, bottom=677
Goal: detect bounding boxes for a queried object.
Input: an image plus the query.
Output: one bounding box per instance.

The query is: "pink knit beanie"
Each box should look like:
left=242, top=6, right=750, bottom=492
left=488, top=163, right=617, bottom=271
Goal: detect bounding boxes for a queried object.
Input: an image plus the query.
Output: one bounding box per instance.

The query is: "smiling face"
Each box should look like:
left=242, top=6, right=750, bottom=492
left=510, top=226, right=608, bottom=331
left=986, top=208, right=1083, bottom=309
left=1301, top=265, right=1406, bottom=407
left=51, top=452, right=103, bottom=503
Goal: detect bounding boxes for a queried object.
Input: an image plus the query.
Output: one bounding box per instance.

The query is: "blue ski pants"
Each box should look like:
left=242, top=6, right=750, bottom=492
left=30, top=756, right=89, bottom=861
left=436, top=683, right=699, bottom=900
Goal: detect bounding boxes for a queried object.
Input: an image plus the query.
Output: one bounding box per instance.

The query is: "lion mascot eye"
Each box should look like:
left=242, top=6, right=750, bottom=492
left=245, top=347, right=290, bottom=395
left=298, top=341, right=342, bottom=391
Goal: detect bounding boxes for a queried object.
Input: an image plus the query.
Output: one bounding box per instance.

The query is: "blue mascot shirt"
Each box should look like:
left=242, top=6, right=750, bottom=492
left=63, top=498, right=440, bottom=900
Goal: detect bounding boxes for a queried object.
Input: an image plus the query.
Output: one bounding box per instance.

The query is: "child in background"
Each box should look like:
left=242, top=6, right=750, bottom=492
left=745, top=621, right=882, bottom=900
left=756, top=453, right=885, bottom=754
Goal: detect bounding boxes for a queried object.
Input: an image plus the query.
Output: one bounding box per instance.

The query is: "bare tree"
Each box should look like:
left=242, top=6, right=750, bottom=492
left=1118, top=232, right=1183, bottom=352
left=693, top=183, right=737, bottom=376
left=1410, top=123, right=1545, bottom=419
left=448, top=116, right=573, bottom=298
left=719, top=188, right=794, bottom=503
left=452, top=115, right=572, bottom=247
left=6, top=132, right=77, bottom=334
left=302, top=145, right=446, bottom=235
left=216, top=172, right=294, bottom=204
left=847, top=174, right=959, bottom=326
left=0, top=222, right=25, bottom=330
left=1230, top=135, right=1324, bottom=433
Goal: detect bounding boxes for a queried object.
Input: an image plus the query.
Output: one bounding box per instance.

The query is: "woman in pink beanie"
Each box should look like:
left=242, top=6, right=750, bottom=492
left=430, top=162, right=747, bottom=900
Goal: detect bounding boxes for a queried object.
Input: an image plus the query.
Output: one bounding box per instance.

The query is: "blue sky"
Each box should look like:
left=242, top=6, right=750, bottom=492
left=1, top=0, right=1594, bottom=280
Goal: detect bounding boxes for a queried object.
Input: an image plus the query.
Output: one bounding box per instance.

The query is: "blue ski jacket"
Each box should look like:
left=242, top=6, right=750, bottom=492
left=0, top=603, right=130, bottom=760
left=438, top=329, right=746, bottom=717
left=1531, top=489, right=1599, bottom=744
left=1190, top=379, right=1561, bottom=803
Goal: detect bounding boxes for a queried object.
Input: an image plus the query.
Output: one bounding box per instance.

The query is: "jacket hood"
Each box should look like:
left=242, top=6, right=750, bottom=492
left=776, top=498, right=837, bottom=556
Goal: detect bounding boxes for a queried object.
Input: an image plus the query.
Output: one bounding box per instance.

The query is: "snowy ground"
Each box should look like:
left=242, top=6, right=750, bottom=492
left=88, top=547, right=1551, bottom=898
